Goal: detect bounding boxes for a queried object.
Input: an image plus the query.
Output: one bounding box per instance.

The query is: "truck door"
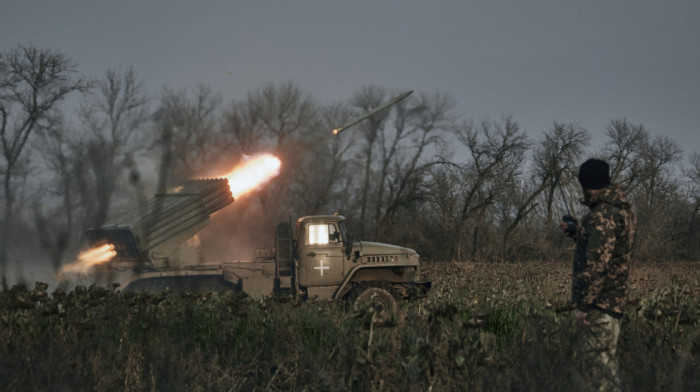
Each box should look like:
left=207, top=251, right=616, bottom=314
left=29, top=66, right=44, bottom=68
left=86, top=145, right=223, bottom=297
left=299, top=222, right=344, bottom=287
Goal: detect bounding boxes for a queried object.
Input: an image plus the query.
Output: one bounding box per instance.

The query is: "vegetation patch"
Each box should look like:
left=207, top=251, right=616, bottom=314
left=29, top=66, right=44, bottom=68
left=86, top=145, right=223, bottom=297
left=1, top=261, right=699, bottom=391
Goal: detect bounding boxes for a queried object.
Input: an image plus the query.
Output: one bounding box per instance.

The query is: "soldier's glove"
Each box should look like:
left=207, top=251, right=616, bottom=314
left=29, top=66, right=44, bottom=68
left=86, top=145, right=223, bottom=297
left=561, top=215, right=578, bottom=237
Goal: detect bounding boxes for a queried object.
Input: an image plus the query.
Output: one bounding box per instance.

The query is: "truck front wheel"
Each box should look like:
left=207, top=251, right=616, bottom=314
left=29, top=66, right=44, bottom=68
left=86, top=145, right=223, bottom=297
left=348, top=282, right=399, bottom=326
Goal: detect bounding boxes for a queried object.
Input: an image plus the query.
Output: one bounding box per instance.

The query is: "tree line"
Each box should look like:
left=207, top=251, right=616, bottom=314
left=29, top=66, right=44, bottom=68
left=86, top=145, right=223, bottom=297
left=1, top=45, right=698, bottom=278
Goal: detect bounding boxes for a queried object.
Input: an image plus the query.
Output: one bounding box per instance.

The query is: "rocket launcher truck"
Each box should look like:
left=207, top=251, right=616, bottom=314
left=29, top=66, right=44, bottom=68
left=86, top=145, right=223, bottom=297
left=85, top=177, right=430, bottom=321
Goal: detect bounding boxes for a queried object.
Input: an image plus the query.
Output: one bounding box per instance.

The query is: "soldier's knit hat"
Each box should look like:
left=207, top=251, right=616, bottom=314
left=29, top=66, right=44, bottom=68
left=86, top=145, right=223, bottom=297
left=578, top=158, right=611, bottom=190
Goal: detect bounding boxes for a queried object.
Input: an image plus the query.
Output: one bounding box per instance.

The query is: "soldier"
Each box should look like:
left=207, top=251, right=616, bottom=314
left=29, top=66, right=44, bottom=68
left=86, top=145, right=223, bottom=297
left=562, top=158, right=636, bottom=392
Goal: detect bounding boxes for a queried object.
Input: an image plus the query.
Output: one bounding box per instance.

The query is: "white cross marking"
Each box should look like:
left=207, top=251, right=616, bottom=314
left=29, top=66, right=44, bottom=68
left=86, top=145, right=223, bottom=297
left=314, top=259, right=330, bottom=276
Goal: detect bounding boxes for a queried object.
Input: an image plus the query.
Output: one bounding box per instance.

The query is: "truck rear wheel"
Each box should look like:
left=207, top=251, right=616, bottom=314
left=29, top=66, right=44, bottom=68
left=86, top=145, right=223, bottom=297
left=348, top=282, right=399, bottom=326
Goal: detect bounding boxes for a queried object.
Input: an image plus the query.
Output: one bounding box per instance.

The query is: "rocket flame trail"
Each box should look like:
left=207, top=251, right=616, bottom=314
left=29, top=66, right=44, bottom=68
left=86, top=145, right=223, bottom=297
left=56, top=244, right=117, bottom=282
left=220, top=154, right=282, bottom=198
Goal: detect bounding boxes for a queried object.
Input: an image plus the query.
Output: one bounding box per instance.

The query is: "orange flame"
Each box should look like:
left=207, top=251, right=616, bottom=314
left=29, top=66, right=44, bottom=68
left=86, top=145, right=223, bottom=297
left=220, top=154, right=281, bottom=198
left=57, top=244, right=117, bottom=279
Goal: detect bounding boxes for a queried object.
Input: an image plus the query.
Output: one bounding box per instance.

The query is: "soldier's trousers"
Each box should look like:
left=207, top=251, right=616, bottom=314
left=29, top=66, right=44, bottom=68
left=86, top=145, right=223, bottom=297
left=579, top=309, right=622, bottom=392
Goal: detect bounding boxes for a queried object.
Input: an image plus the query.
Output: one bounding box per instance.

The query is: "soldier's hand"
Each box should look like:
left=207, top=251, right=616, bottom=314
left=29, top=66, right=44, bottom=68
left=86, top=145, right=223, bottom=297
left=560, top=221, right=573, bottom=236
left=560, top=221, right=568, bottom=232
left=561, top=216, right=578, bottom=237
left=575, top=310, right=589, bottom=326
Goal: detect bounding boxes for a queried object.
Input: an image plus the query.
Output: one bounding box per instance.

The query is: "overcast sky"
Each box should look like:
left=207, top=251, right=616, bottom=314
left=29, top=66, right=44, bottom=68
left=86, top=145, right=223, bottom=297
left=3, top=1, right=699, bottom=159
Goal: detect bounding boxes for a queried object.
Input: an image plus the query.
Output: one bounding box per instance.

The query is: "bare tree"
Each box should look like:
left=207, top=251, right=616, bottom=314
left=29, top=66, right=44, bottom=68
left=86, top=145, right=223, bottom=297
left=291, top=102, right=355, bottom=215
left=531, top=123, right=590, bottom=231
left=32, top=114, right=81, bottom=270
left=610, top=129, right=682, bottom=261
left=448, top=116, right=529, bottom=261
left=0, top=45, right=87, bottom=268
left=374, top=92, right=455, bottom=239
left=221, top=96, right=264, bottom=156
left=596, top=119, right=685, bottom=260
left=683, top=152, right=700, bottom=258
left=349, top=85, right=391, bottom=238
left=343, top=87, right=456, bottom=240
left=685, top=151, right=700, bottom=214
left=153, top=83, right=221, bottom=180
left=493, top=123, right=589, bottom=259
left=234, top=81, right=318, bottom=151
left=601, top=118, right=648, bottom=192
left=419, top=166, right=463, bottom=260
left=636, top=134, right=682, bottom=208
left=73, top=66, right=148, bottom=229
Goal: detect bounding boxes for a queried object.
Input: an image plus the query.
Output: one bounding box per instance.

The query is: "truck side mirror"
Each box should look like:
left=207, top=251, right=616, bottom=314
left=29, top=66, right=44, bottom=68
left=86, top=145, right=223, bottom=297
left=344, top=235, right=354, bottom=259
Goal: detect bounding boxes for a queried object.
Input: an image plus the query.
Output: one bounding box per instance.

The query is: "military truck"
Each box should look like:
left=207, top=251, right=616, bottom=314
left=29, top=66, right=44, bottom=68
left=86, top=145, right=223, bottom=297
left=85, top=178, right=429, bottom=319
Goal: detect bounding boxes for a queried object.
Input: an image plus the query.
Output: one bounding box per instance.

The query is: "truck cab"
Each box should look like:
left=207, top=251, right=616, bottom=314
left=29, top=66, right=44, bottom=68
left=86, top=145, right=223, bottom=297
left=296, top=215, right=348, bottom=288
left=292, top=215, right=426, bottom=301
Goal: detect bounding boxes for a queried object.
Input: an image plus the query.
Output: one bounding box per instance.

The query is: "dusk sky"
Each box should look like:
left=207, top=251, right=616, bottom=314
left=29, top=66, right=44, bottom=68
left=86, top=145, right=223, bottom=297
left=3, top=1, right=699, bottom=158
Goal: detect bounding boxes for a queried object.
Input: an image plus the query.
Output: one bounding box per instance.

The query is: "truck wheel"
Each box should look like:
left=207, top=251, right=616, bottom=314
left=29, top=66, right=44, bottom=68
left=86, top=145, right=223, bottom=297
left=348, top=282, right=399, bottom=326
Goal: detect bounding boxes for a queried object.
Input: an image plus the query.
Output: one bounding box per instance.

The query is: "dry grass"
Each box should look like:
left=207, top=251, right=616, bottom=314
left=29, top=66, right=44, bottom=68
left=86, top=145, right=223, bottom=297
left=422, top=260, right=700, bottom=303
left=1, top=260, right=698, bottom=391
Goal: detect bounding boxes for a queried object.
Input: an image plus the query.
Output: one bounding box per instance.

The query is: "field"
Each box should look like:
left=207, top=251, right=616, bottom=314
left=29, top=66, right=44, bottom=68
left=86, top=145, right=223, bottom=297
left=1, top=261, right=699, bottom=391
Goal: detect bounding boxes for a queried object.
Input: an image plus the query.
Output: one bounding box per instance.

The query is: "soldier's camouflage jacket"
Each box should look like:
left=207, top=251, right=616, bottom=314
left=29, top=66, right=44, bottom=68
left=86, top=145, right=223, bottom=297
left=572, top=185, right=636, bottom=317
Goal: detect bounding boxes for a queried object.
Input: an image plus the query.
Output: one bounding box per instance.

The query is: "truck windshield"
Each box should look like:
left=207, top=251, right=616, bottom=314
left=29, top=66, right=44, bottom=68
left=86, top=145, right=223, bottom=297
left=308, top=223, right=341, bottom=245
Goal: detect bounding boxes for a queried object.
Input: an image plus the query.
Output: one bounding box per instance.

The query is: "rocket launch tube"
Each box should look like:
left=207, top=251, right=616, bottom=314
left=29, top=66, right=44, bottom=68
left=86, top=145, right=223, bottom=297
left=143, top=179, right=234, bottom=251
